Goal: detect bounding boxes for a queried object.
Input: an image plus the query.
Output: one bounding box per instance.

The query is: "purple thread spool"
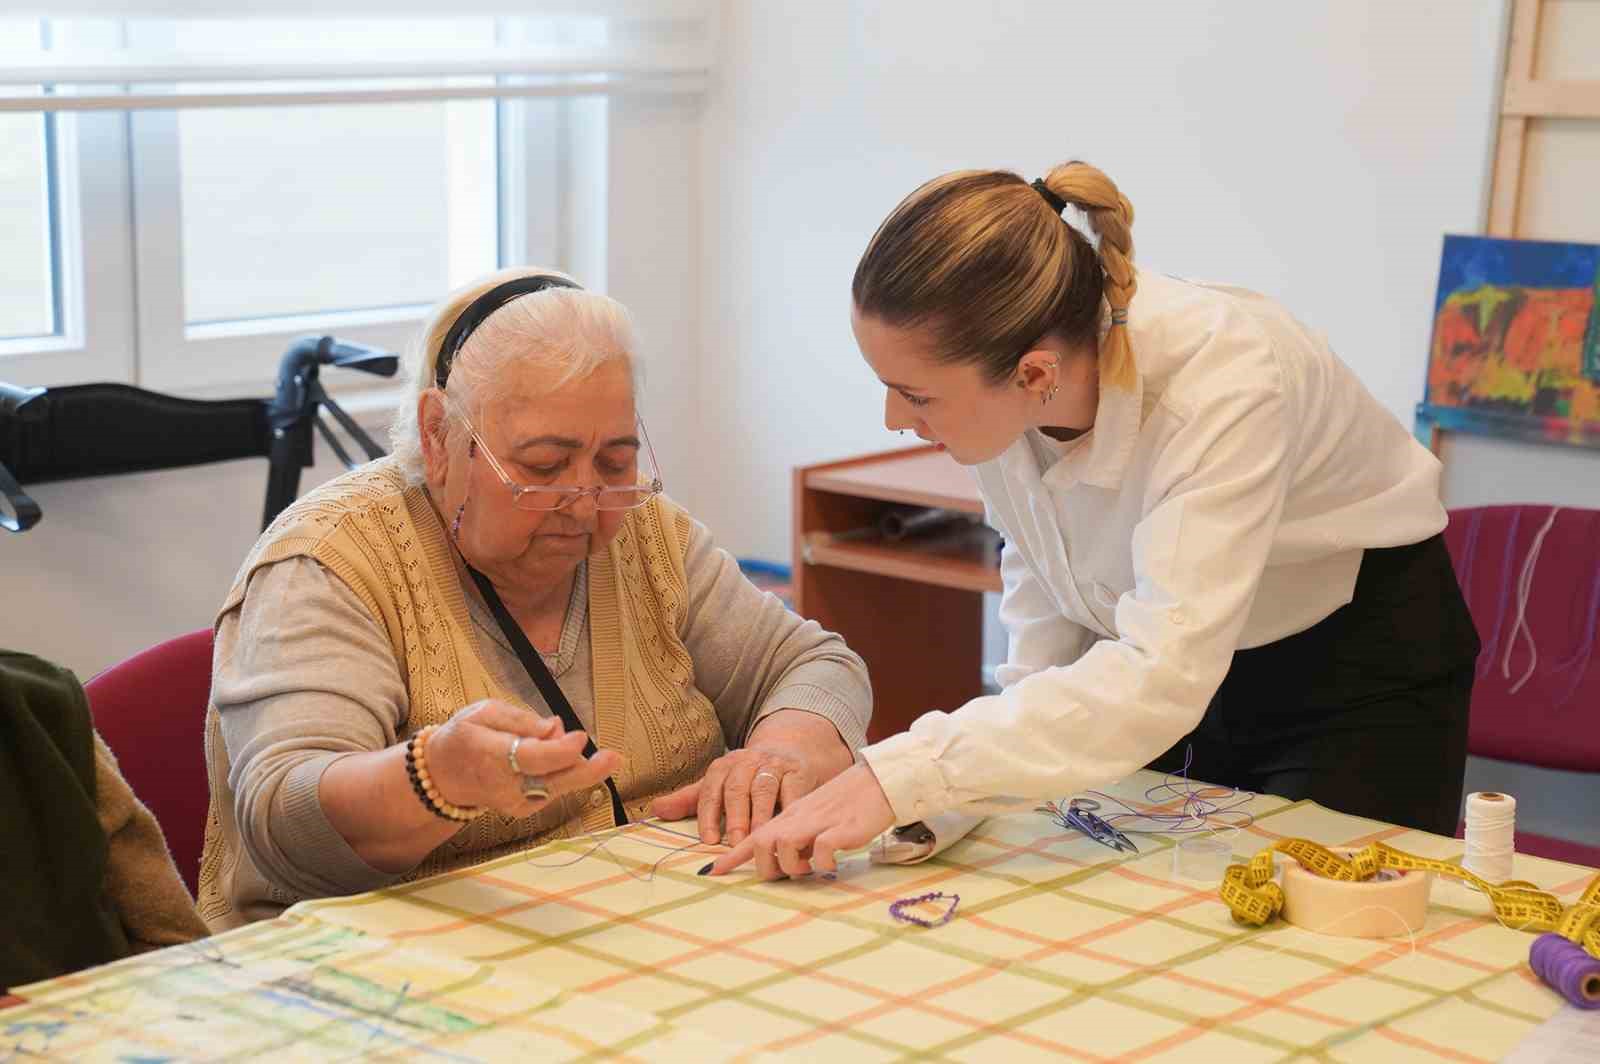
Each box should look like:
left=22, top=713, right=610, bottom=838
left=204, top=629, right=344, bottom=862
left=1529, top=933, right=1600, bottom=1010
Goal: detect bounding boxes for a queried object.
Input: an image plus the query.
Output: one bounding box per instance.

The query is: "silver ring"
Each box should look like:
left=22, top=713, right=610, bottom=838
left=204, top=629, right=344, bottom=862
left=507, top=735, right=523, bottom=777
left=754, top=770, right=781, bottom=786
left=520, top=774, right=550, bottom=801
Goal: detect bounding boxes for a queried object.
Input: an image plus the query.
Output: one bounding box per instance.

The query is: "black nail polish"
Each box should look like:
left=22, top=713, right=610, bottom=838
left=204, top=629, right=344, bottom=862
left=697, top=862, right=714, bottom=876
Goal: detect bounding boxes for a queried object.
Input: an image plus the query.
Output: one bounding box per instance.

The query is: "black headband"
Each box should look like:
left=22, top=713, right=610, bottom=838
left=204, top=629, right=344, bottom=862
left=434, top=274, right=582, bottom=390
left=1030, top=178, right=1067, bottom=215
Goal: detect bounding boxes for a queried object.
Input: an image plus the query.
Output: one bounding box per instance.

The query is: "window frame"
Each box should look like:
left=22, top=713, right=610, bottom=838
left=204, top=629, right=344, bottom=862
left=0, top=20, right=136, bottom=388
left=124, top=18, right=518, bottom=397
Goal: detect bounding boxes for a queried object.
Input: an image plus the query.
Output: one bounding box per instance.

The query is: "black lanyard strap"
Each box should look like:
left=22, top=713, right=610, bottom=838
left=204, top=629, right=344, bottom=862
left=466, top=564, right=627, bottom=825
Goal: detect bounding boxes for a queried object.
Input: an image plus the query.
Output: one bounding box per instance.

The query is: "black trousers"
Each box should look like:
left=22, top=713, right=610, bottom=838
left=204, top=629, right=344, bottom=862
left=1148, top=533, right=1481, bottom=835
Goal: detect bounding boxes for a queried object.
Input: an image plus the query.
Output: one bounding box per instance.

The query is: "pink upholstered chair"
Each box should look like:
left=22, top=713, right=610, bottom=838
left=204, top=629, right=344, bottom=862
left=84, top=629, right=214, bottom=896
left=1443, top=505, right=1600, bottom=868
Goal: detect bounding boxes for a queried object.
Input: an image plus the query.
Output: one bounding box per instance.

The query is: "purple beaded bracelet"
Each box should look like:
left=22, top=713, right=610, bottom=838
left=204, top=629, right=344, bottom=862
left=889, top=891, right=960, bottom=928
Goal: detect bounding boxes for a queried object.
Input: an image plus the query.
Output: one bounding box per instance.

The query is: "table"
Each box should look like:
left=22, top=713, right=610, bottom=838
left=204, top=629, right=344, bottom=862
left=794, top=445, right=998, bottom=741
left=7, top=771, right=1596, bottom=1062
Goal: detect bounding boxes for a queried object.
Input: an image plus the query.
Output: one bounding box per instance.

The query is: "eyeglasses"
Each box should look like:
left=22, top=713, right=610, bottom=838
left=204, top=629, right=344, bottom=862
left=459, top=410, right=665, bottom=512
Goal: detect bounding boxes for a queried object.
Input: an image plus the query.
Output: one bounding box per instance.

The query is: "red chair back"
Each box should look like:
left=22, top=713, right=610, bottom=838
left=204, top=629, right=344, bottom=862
left=1444, top=506, right=1600, bottom=869
left=84, top=629, right=213, bottom=896
left=1443, top=506, right=1600, bottom=773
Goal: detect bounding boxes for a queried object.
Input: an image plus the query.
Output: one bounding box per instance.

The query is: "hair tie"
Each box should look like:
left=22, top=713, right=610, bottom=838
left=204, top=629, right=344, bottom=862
left=1030, top=178, right=1067, bottom=215
left=1110, top=308, right=1129, bottom=326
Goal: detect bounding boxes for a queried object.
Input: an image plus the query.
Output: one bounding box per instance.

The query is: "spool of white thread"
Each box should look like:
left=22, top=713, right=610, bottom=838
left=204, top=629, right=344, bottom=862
left=1463, top=791, right=1517, bottom=885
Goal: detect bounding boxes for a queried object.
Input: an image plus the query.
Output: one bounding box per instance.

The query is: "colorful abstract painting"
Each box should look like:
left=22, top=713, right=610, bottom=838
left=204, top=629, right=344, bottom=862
left=1415, top=234, right=1600, bottom=450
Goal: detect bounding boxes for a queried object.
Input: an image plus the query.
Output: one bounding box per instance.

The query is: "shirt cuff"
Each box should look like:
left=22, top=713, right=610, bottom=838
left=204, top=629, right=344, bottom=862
left=859, top=729, right=951, bottom=825
left=273, top=753, right=407, bottom=897
left=749, top=683, right=869, bottom=751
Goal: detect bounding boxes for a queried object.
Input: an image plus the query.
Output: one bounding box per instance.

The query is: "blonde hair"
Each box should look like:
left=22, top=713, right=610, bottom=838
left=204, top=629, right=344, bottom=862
left=851, top=160, right=1137, bottom=390
left=389, top=266, right=640, bottom=484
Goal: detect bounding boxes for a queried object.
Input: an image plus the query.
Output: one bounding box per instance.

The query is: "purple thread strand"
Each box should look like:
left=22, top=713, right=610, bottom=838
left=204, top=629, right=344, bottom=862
left=1549, top=548, right=1600, bottom=709
left=1040, top=745, right=1255, bottom=838
left=1529, top=933, right=1600, bottom=1010
left=1478, top=509, right=1522, bottom=680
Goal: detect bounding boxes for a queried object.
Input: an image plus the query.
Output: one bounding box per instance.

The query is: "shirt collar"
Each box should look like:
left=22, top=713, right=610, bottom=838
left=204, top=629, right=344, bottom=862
left=1039, top=303, right=1145, bottom=492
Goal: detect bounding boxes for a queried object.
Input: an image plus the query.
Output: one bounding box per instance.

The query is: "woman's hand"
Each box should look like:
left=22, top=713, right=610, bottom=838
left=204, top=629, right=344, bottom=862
left=426, top=699, right=622, bottom=819
left=651, top=709, right=853, bottom=846
left=709, top=762, right=895, bottom=879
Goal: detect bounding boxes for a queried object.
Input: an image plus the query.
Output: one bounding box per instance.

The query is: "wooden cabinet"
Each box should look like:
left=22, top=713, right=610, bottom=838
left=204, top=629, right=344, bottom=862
left=792, top=445, right=1000, bottom=742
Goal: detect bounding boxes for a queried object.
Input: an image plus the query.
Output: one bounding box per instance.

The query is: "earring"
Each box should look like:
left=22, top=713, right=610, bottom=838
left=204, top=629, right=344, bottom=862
left=1042, top=385, right=1059, bottom=406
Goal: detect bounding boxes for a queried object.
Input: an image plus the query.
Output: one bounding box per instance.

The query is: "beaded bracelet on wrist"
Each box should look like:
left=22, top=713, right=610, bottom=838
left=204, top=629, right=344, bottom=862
left=405, top=725, right=481, bottom=822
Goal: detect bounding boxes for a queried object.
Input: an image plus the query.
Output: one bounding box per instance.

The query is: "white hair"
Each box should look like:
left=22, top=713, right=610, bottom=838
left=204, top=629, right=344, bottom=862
left=389, top=267, right=641, bottom=485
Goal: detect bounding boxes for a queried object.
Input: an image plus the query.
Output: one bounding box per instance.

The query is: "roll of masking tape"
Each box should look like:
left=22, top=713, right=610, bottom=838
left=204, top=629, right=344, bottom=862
left=1280, top=847, right=1431, bottom=939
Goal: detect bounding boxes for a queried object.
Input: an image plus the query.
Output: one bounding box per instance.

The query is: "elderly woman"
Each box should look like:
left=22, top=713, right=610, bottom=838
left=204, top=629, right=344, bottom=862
left=197, top=269, right=870, bottom=927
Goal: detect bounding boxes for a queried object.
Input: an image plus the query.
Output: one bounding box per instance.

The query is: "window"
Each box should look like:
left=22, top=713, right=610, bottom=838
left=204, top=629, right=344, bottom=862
left=0, top=7, right=708, bottom=394
left=123, top=18, right=514, bottom=391
left=0, top=20, right=56, bottom=342
left=0, top=18, right=136, bottom=386
left=178, top=97, right=498, bottom=325
left=160, top=20, right=500, bottom=326
left=0, top=108, right=56, bottom=341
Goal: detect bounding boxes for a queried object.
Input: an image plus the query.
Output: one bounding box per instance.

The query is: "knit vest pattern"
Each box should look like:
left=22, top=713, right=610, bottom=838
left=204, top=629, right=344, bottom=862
left=197, top=458, right=722, bottom=926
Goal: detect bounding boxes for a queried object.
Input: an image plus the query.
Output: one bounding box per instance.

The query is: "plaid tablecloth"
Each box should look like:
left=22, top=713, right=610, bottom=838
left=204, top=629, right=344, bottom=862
left=8, top=770, right=1595, bottom=1062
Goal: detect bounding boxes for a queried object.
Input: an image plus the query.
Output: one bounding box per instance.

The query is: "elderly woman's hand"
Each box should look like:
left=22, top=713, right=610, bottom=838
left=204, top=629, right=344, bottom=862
left=708, top=762, right=895, bottom=879
left=426, top=700, right=622, bottom=819
left=651, top=709, right=853, bottom=848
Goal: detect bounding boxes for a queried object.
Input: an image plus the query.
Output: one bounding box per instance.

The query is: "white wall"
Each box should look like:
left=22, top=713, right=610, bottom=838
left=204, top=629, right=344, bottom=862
left=693, top=0, right=1510, bottom=559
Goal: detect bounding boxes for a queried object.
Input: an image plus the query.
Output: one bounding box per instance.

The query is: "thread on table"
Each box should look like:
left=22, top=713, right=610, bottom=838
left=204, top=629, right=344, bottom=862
left=520, top=817, right=719, bottom=883
left=1066, top=745, right=1256, bottom=838
left=1529, top=932, right=1600, bottom=1010
left=1462, top=791, right=1516, bottom=885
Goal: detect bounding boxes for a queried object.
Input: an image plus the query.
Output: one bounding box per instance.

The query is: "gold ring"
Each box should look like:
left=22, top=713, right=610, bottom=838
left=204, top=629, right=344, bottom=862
left=507, top=735, right=524, bottom=777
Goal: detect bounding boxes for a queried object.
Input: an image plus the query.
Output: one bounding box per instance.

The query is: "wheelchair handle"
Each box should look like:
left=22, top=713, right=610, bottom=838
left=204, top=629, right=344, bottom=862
left=268, top=336, right=399, bottom=432
left=321, top=338, right=401, bottom=377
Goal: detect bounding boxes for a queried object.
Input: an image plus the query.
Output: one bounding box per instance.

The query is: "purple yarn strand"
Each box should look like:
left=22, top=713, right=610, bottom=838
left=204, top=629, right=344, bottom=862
left=1529, top=933, right=1600, bottom=1009
left=1549, top=556, right=1600, bottom=709
left=1478, top=509, right=1523, bottom=680
left=1042, top=745, right=1255, bottom=838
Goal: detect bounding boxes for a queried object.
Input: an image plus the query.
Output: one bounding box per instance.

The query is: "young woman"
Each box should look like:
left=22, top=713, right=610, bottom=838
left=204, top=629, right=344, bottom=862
left=714, top=160, right=1479, bottom=879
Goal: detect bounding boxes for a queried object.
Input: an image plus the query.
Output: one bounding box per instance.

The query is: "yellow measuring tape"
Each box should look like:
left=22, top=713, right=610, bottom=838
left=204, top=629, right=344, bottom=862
left=1220, top=838, right=1600, bottom=958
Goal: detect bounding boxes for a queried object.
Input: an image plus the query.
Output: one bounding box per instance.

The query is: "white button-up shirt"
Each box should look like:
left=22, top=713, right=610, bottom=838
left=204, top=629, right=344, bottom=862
left=862, top=271, right=1446, bottom=822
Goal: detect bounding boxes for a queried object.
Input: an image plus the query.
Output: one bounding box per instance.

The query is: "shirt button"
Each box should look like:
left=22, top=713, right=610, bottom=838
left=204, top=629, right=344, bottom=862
left=589, top=790, right=606, bottom=808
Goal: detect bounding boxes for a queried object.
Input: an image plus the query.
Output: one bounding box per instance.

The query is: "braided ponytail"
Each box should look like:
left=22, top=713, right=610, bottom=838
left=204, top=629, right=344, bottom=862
left=1038, top=160, right=1137, bottom=389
